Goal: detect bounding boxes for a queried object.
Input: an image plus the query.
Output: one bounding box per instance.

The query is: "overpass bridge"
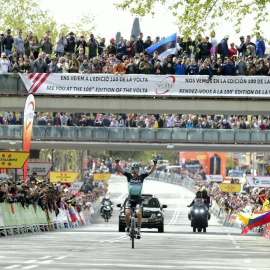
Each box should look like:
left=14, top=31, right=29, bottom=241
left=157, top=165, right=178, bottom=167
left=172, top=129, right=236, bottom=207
left=1, top=73, right=270, bottom=114
left=1, top=126, right=270, bottom=152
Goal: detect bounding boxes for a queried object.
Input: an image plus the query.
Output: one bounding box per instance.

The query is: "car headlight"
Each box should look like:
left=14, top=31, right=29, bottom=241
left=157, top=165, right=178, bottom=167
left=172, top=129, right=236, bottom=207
left=157, top=213, right=162, bottom=217
left=194, top=209, right=199, bottom=214
left=200, top=209, right=205, bottom=213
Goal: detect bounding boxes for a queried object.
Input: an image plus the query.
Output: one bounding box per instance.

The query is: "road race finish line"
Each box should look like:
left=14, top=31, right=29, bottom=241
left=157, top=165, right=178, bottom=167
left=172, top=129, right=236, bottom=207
left=19, top=73, right=270, bottom=98
left=0, top=151, right=30, bottom=169
left=219, top=183, right=241, bottom=194
left=50, top=171, right=79, bottom=183
left=93, top=173, right=111, bottom=181
left=16, top=162, right=53, bottom=176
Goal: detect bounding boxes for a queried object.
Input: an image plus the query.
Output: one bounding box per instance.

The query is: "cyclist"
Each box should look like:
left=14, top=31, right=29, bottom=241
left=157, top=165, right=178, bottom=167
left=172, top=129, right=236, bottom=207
left=115, top=158, right=157, bottom=239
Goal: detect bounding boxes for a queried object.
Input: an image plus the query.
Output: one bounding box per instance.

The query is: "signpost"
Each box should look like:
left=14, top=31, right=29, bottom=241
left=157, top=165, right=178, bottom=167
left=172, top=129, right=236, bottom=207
left=246, top=176, right=270, bottom=188
left=206, top=175, right=223, bottom=182
left=0, top=151, right=30, bottom=169
left=16, top=162, right=53, bottom=177
left=219, top=183, right=241, bottom=194
left=50, top=171, right=79, bottom=183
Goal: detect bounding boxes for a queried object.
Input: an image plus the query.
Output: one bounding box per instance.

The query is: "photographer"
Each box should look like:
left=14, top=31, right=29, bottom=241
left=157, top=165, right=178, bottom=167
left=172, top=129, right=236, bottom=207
left=125, top=58, right=139, bottom=74
left=57, top=57, right=69, bottom=73
left=55, top=33, right=67, bottom=57
left=79, top=59, right=92, bottom=74
left=112, top=59, right=126, bottom=74
left=65, top=32, right=77, bottom=54
left=77, top=35, right=87, bottom=55
left=68, top=53, right=80, bottom=73
left=0, top=53, right=10, bottom=73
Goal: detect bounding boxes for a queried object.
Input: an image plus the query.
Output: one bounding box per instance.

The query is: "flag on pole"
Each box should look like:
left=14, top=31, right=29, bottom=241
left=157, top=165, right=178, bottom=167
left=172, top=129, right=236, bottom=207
left=68, top=204, right=78, bottom=223
left=239, top=211, right=270, bottom=235
left=146, top=33, right=177, bottom=60
left=23, top=94, right=35, bottom=183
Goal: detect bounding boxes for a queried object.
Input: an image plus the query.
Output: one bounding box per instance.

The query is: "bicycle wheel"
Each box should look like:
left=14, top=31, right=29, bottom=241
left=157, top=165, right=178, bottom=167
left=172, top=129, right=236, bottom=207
left=131, top=216, right=135, bottom=249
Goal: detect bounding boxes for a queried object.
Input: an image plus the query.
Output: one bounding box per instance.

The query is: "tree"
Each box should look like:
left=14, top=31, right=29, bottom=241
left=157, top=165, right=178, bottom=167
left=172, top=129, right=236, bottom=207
left=131, top=17, right=141, bottom=38
left=0, top=0, right=58, bottom=42
left=116, top=0, right=269, bottom=36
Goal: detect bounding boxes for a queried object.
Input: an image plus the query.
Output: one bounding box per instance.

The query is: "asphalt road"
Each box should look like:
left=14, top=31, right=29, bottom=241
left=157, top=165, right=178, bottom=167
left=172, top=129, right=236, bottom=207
left=1, top=175, right=270, bottom=270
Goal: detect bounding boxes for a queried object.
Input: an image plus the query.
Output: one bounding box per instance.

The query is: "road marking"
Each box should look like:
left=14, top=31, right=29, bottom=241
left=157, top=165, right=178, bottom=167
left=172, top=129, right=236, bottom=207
left=245, top=259, right=252, bottom=263
left=235, top=246, right=240, bottom=249
left=4, top=266, right=20, bottom=269
left=24, top=260, right=37, bottom=264
left=39, top=260, right=54, bottom=264
left=22, top=266, right=38, bottom=269
left=39, top=256, right=52, bottom=260
left=168, top=194, right=183, bottom=225
left=55, top=256, right=67, bottom=260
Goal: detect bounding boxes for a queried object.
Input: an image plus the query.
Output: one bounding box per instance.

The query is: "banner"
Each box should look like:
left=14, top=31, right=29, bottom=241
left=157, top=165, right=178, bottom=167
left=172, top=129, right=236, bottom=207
left=71, top=182, right=84, bottom=191
left=180, top=152, right=227, bottom=179
left=16, top=162, right=53, bottom=176
left=19, top=73, right=270, bottom=98
left=246, top=176, right=270, bottom=187
left=0, top=151, right=30, bottom=169
left=219, top=183, right=241, bottom=194
left=50, top=171, right=79, bottom=183
left=23, top=94, right=35, bottom=183
left=93, top=173, right=111, bottom=181
left=206, top=175, right=223, bottom=182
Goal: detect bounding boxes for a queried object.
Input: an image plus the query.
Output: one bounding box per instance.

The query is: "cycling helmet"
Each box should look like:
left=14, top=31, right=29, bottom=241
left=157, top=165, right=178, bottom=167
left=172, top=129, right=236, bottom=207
left=131, top=162, right=140, bottom=171
left=202, top=189, right=208, bottom=195
left=196, top=191, right=202, bottom=198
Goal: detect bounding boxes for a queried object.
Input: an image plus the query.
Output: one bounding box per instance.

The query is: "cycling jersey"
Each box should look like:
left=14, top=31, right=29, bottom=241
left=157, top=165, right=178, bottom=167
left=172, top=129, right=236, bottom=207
left=123, top=171, right=149, bottom=196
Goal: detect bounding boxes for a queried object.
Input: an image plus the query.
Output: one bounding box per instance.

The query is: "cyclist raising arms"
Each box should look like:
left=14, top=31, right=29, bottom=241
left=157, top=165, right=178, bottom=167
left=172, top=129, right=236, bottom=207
left=115, top=158, right=157, bottom=239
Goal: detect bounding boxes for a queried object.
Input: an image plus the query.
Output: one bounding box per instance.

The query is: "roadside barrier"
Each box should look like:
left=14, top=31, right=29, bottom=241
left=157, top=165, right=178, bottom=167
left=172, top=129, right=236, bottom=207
left=0, top=199, right=101, bottom=237
left=148, top=171, right=269, bottom=237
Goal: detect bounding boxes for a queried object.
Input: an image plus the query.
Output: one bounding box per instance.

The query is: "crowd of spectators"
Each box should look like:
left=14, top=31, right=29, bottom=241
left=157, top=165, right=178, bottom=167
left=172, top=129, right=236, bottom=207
left=0, top=29, right=269, bottom=77
left=169, top=168, right=270, bottom=216
left=0, top=171, right=107, bottom=216
left=1, top=111, right=270, bottom=130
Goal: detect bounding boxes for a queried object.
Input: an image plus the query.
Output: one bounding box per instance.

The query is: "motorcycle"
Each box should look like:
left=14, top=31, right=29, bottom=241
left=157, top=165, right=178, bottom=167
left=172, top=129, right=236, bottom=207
left=188, top=199, right=210, bottom=233
left=101, top=200, right=113, bottom=222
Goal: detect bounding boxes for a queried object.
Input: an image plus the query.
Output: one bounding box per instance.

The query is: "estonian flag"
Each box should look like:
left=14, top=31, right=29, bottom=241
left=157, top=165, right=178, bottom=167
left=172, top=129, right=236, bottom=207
left=146, top=33, right=177, bottom=60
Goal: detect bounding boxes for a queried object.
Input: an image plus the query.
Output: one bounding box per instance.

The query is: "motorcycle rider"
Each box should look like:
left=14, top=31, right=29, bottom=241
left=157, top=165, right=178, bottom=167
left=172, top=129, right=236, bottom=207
left=100, top=195, right=113, bottom=217
left=188, top=191, right=203, bottom=207
left=115, top=158, right=157, bottom=239
left=202, top=189, right=211, bottom=209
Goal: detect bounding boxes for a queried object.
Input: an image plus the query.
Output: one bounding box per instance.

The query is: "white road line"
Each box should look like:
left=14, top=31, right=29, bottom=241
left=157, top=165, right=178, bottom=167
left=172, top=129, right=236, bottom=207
left=39, top=256, right=52, bottom=260
left=245, top=259, right=252, bottom=263
left=4, top=266, right=20, bottom=269
left=55, top=256, right=67, bottom=260
left=39, top=260, right=54, bottom=264
left=235, top=246, right=240, bottom=249
left=24, top=260, right=37, bottom=264
left=168, top=195, right=182, bottom=225
left=22, top=266, right=38, bottom=270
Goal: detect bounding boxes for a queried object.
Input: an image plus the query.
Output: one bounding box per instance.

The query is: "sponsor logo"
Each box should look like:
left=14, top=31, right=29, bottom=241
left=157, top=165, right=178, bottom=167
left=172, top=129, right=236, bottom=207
left=28, top=73, right=50, bottom=94
left=155, top=76, right=175, bottom=95
left=252, top=177, right=260, bottom=185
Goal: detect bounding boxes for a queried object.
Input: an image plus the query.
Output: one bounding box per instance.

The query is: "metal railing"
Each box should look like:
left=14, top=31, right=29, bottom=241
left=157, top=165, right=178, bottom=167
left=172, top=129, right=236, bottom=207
left=1, top=125, right=270, bottom=144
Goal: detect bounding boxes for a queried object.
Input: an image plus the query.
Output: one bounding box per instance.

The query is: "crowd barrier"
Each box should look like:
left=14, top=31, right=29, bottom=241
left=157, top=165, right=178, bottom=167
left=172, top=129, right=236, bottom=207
left=0, top=198, right=101, bottom=237
left=148, top=171, right=270, bottom=239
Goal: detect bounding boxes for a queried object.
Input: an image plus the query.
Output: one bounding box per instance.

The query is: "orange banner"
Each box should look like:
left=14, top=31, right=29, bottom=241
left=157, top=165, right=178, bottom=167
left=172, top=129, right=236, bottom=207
left=180, top=152, right=227, bottom=179
left=23, top=94, right=35, bottom=183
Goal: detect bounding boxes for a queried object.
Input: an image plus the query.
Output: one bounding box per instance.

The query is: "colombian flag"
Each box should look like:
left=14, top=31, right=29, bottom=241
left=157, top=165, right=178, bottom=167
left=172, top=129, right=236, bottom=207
left=239, top=211, right=270, bottom=235
left=68, top=204, right=78, bottom=223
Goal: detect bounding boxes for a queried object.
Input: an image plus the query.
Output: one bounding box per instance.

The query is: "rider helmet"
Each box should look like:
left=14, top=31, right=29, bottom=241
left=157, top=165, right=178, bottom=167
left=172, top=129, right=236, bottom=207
left=131, top=162, right=140, bottom=171
left=196, top=191, right=202, bottom=198
left=202, top=189, right=208, bottom=195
